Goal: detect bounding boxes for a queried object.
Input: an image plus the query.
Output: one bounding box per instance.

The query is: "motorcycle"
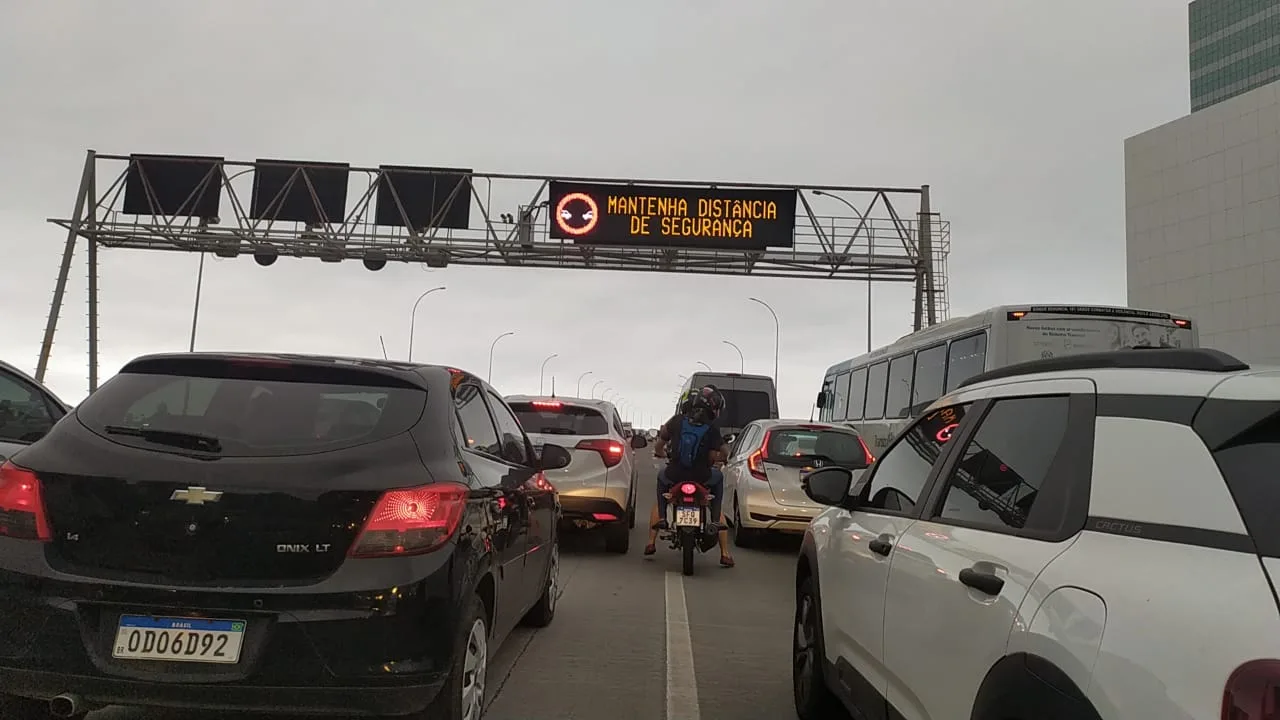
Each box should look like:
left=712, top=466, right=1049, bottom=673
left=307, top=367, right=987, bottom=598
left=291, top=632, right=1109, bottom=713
left=660, top=480, right=721, bottom=576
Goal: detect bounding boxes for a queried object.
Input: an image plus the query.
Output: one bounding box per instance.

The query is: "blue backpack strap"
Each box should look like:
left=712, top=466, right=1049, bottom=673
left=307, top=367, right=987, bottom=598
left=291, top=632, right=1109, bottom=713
left=677, top=417, right=711, bottom=468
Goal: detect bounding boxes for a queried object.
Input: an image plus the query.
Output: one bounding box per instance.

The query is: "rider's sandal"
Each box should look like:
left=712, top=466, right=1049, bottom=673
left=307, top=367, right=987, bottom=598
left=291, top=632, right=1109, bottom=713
left=720, top=554, right=735, bottom=568
left=644, top=544, right=657, bottom=556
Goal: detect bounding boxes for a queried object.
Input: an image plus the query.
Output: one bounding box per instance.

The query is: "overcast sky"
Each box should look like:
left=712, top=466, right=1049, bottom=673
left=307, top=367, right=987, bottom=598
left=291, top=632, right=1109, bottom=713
left=0, top=0, right=1190, bottom=420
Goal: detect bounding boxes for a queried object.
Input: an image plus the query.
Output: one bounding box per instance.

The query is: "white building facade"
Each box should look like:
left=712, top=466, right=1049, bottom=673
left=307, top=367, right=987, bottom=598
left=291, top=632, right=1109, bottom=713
left=1124, top=81, right=1280, bottom=359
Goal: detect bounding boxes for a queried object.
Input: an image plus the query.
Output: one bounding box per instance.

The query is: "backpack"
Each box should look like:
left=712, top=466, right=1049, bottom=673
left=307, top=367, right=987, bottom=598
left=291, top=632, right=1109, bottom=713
left=674, top=417, right=712, bottom=469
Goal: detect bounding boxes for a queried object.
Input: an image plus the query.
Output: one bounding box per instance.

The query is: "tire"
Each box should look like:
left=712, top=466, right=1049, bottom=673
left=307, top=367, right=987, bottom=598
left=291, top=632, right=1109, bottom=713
left=0, top=693, right=80, bottom=720
left=521, top=543, right=558, bottom=628
left=681, top=540, right=695, bottom=576
left=794, top=577, right=848, bottom=720
left=422, top=593, right=489, bottom=720
left=732, top=496, right=757, bottom=548
left=604, top=522, right=630, bottom=554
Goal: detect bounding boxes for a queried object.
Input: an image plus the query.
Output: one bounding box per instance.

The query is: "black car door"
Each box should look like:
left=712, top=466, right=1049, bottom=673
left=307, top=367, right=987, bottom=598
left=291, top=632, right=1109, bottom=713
left=483, top=389, right=556, bottom=605
left=452, top=381, right=528, bottom=638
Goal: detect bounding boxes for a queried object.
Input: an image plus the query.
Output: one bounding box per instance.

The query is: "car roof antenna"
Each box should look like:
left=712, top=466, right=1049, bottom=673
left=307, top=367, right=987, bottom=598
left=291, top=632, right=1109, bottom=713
left=550, top=376, right=556, bottom=398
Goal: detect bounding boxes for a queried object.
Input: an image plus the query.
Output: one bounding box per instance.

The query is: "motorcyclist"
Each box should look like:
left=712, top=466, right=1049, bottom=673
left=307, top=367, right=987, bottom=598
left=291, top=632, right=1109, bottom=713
left=645, top=385, right=735, bottom=568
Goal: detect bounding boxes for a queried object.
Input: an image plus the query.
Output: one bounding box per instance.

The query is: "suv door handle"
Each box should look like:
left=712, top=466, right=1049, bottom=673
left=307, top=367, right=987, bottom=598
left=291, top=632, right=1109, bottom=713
left=868, top=538, right=893, bottom=556
left=958, top=567, right=1005, bottom=596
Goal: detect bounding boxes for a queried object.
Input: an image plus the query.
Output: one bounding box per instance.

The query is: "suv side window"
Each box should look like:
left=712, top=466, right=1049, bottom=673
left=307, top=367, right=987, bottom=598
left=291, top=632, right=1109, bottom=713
left=935, top=396, right=1070, bottom=532
left=454, top=383, right=501, bottom=457
left=862, top=403, right=972, bottom=515
left=485, top=391, right=531, bottom=466
left=0, top=370, right=58, bottom=444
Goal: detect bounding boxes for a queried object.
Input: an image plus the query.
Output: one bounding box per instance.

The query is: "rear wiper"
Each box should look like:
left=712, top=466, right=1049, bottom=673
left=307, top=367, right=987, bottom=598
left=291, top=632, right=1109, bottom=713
left=102, top=425, right=223, bottom=453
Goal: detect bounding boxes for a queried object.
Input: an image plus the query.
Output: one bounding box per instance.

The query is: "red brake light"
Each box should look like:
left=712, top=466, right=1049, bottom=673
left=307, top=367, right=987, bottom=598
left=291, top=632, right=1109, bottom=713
left=679, top=483, right=698, bottom=496
left=576, top=439, right=624, bottom=468
left=1222, top=659, right=1280, bottom=719
left=349, top=483, right=468, bottom=558
left=0, top=461, right=52, bottom=541
left=747, top=430, right=772, bottom=481
left=591, top=512, right=617, bottom=521
left=532, top=400, right=563, bottom=410
left=859, top=436, right=876, bottom=466
left=1173, top=318, right=1191, bottom=328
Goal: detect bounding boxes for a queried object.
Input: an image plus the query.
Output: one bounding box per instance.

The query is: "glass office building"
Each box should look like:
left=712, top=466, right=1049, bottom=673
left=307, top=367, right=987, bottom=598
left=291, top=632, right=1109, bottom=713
left=1189, top=0, right=1280, bottom=111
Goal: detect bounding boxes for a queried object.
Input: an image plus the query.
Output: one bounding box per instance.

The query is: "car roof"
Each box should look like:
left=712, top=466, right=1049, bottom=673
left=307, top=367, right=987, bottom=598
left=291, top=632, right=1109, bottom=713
left=946, top=348, right=1280, bottom=403
left=121, top=352, right=459, bottom=391
left=751, top=419, right=859, bottom=432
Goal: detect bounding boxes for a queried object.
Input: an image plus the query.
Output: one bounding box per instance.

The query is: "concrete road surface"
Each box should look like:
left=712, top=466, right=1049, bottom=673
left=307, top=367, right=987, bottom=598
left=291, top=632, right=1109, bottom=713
left=87, top=449, right=803, bottom=719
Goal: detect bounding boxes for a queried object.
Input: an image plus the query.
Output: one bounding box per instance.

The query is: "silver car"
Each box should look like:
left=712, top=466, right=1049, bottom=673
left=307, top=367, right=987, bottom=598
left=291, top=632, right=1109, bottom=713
left=722, top=420, right=874, bottom=547
left=0, top=360, right=70, bottom=465
left=506, top=395, right=646, bottom=554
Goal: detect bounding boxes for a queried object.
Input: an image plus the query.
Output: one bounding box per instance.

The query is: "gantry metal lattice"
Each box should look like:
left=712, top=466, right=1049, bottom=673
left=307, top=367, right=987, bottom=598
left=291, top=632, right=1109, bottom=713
left=36, top=150, right=950, bottom=391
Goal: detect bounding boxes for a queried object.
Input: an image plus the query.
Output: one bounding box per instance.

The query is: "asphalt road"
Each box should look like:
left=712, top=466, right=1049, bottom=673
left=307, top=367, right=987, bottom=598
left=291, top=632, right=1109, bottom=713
left=87, top=449, right=803, bottom=719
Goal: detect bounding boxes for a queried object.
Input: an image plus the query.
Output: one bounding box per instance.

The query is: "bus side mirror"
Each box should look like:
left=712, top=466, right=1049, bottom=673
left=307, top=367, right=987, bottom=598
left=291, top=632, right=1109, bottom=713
left=816, top=391, right=829, bottom=408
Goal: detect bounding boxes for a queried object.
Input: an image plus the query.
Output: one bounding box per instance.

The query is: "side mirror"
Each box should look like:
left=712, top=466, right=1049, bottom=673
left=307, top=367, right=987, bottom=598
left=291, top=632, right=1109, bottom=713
left=539, top=443, right=573, bottom=471
left=816, top=390, right=829, bottom=408
left=802, top=467, right=855, bottom=506
left=630, top=434, right=648, bottom=450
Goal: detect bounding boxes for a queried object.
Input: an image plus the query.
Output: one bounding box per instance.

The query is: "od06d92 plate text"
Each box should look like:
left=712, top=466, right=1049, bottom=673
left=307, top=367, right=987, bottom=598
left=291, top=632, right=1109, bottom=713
left=112, top=615, right=246, bottom=664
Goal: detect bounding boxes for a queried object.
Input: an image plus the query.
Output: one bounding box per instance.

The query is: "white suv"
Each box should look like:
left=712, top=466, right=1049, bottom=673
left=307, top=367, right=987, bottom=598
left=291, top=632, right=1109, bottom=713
left=793, top=348, right=1280, bottom=720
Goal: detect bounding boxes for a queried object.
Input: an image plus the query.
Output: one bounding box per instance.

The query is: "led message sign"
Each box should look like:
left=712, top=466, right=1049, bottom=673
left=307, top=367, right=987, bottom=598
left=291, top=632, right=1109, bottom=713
left=548, top=181, right=796, bottom=251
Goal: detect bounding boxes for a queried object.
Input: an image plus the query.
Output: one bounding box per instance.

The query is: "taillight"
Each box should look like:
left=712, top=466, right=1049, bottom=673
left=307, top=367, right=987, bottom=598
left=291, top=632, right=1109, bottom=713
left=679, top=483, right=698, bottom=495
left=349, top=483, right=468, bottom=558
left=859, top=436, right=876, bottom=466
left=1222, top=659, right=1280, bottom=718
left=0, top=461, right=52, bottom=541
left=532, top=400, right=562, bottom=410
left=747, top=430, right=772, bottom=481
left=1173, top=317, right=1192, bottom=328
left=576, top=439, right=624, bottom=468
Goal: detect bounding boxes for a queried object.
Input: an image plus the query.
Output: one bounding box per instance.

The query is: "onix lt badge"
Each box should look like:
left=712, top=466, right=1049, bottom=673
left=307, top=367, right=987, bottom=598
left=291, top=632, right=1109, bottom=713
left=170, top=486, right=223, bottom=505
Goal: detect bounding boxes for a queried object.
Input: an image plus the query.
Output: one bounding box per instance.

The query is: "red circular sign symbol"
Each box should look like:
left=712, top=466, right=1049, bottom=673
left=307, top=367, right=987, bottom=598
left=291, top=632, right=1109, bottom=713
left=554, top=192, right=599, bottom=236
left=935, top=422, right=959, bottom=443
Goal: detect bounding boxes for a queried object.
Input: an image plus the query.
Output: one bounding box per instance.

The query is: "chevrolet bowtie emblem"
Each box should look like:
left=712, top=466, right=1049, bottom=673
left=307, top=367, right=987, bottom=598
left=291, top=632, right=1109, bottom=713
left=170, top=486, right=223, bottom=505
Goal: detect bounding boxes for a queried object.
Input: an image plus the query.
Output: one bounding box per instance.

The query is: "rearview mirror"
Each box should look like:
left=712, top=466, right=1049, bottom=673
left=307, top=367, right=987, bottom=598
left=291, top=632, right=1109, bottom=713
left=630, top=434, right=648, bottom=450
left=816, top=390, right=829, bottom=408
left=803, top=467, right=854, bottom=506
left=539, top=443, right=572, bottom=471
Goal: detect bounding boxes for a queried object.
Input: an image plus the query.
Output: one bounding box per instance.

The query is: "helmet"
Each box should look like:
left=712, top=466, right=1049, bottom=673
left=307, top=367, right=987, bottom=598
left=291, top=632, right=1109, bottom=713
left=686, top=385, right=724, bottom=424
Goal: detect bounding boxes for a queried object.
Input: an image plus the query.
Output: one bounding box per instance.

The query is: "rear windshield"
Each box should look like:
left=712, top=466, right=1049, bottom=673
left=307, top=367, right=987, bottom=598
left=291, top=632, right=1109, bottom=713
left=767, top=428, right=865, bottom=466
left=509, top=403, right=608, bottom=436
left=76, top=368, right=427, bottom=457
left=719, top=390, right=773, bottom=429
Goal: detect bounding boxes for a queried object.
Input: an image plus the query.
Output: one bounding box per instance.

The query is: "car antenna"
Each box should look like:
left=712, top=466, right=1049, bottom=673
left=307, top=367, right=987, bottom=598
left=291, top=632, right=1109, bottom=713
left=378, top=336, right=389, bottom=360
left=550, top=376, right=556, bottom=398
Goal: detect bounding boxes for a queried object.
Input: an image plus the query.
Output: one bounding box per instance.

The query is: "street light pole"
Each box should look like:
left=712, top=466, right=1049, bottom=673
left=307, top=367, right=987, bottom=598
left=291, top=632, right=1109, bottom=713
left=576, top=371, right=593, bottom=396
left=407, top=286, right=446, bottom=362
left=722, top=340, right=745, bottom=373
left=590, top=379, right=604, bottom=398
left=814, top=189, right=872, bottom=352
left=539, top=353, right=559, bottom=395
left=748, top=297, right=780, bottom=384
left=696, top=361, right=711, bottom=371
left=487, top=331, right=514, bottom=383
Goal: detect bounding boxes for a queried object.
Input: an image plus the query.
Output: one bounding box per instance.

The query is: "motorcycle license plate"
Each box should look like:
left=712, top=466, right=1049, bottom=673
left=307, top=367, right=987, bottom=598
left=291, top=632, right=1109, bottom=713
left=674, top=507, right=701, bottom=527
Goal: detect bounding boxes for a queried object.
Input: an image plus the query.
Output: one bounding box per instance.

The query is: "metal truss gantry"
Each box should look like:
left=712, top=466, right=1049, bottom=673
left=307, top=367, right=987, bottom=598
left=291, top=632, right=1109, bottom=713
left=36, top=150, right=950, bottom=391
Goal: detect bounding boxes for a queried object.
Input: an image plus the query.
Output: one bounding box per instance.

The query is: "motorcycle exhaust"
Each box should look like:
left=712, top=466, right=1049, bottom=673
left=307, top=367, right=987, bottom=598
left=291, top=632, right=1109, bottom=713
left=49, top=694, right=82, bottom=718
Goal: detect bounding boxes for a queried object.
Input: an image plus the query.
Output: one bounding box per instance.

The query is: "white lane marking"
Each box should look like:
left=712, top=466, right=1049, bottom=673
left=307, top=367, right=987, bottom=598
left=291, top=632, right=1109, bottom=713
left=665, top=571, right=700, bottom=720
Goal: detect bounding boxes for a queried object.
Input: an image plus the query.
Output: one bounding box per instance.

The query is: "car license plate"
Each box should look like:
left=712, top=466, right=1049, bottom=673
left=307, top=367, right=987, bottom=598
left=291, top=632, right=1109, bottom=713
left=113, top=615, right=246, bottom=664
left=674, top=507, right=701, bottom=527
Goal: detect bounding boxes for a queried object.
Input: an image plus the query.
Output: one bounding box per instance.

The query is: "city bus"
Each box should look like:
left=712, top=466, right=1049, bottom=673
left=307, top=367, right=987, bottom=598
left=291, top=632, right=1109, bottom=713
left=815, top=304, right=1198, bottom=452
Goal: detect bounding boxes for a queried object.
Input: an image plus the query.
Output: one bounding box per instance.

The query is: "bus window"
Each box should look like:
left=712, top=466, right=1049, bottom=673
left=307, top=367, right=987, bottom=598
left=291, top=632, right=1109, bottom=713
left=864, top=362, right=889, bottom=420
left=885, top=355, right=914, bottom=419
left=833, top=372, right=851, bottom=420
left=847, top=367, right=868, bottom=421
left=912, top=343, right=947, bottom=414
left=945, top=332, right=988, bottom=392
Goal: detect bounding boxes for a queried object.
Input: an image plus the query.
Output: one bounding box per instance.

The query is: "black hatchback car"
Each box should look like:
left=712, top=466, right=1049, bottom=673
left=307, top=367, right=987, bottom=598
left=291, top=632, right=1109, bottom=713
left=0, top=353, right=570, bottom=720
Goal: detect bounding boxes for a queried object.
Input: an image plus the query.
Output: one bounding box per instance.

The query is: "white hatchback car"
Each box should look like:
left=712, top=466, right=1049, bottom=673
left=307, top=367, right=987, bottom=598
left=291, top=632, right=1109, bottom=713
left=793, top=348, right=1280, bottom=720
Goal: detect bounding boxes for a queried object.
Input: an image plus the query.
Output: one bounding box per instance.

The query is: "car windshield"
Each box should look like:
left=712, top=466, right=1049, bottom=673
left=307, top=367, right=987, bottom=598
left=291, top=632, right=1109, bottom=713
left=509, top=402, right=609, bottom=436
left=76, top=369, right=427, bottom=457
left=767, top=428, right=865, bottom=466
